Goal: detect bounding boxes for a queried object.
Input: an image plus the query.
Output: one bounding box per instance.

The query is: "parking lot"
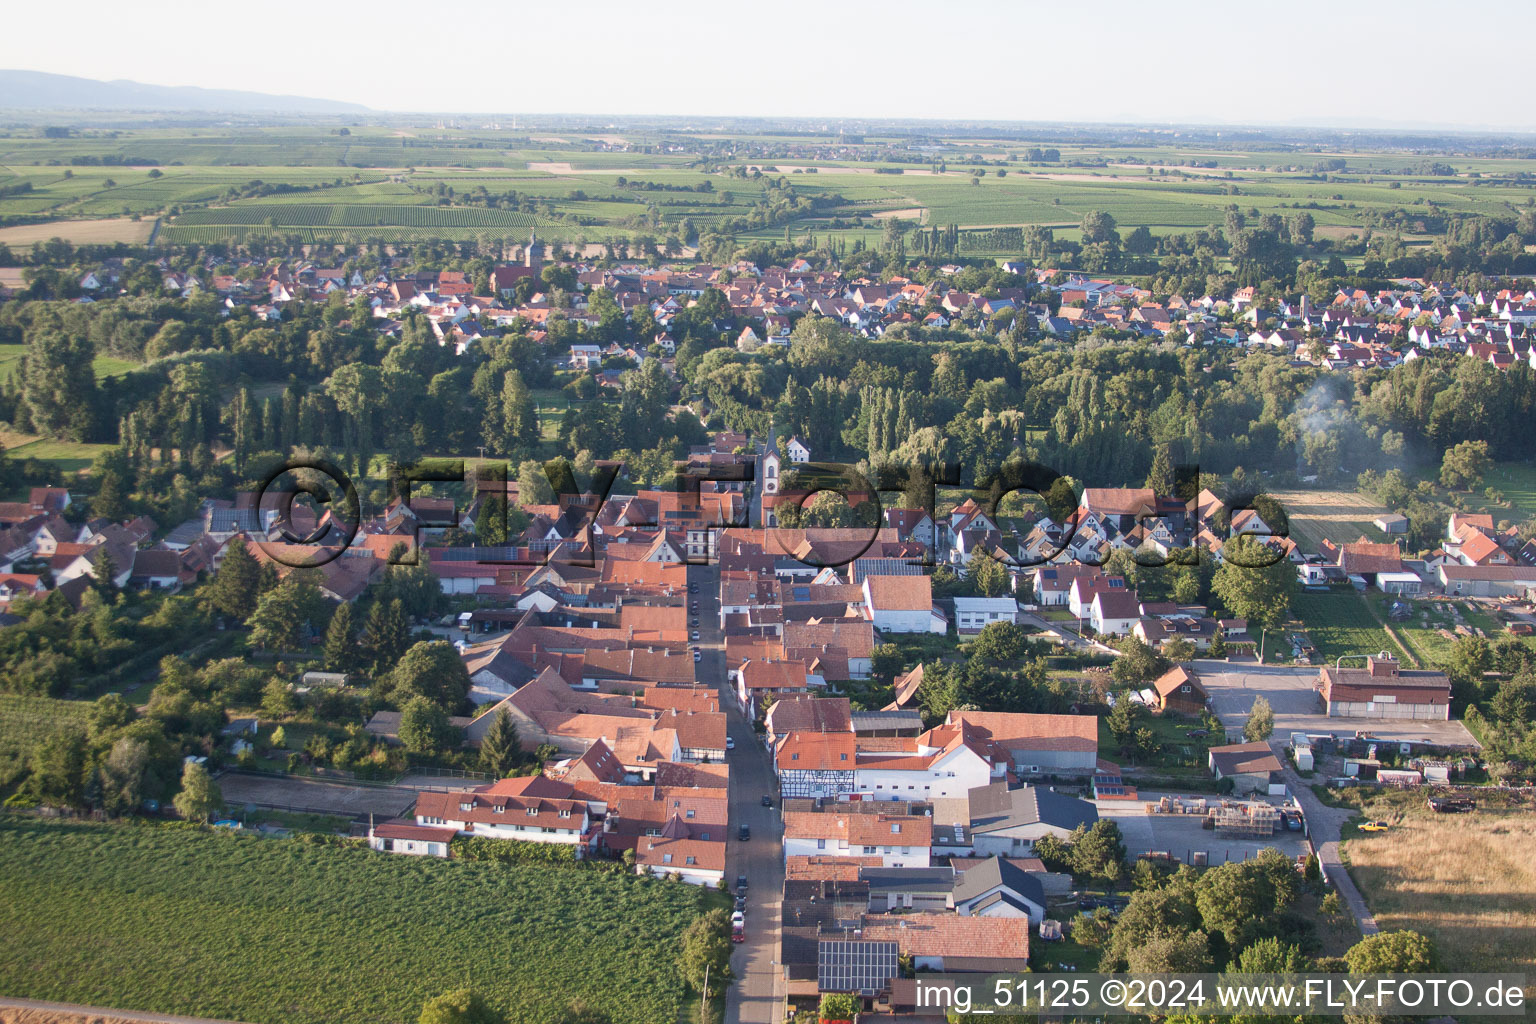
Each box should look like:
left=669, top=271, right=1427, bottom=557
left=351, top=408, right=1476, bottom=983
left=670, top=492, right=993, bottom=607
left=1094, top=791, right=1313, bottom=867
left=1193, top=661, right=1479, bottom=748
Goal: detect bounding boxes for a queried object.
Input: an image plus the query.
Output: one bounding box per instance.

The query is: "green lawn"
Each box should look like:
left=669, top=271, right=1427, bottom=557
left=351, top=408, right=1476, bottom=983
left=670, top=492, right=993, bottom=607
left=1291, top=591, right=1411, bottom=666
left=4, top=438, right=114, bottom=474
left=0, top=343, right=139, bottom=382
left=0, top=818, right=720, bottom=1024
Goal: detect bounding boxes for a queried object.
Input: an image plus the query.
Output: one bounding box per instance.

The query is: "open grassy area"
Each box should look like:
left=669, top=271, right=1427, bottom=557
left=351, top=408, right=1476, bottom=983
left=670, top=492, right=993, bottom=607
left=1346, top=810, right=1536, bottom=974
left=1291, top=590, right=1412, bottom=666
left=0, top=817, right=720, bottom=1024
left=3, top=437, right=114, bottom=474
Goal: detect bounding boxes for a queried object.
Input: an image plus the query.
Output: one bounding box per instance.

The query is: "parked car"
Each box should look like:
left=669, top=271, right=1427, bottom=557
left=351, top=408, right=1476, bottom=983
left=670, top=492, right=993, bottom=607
left=726, top=736, right=736, bottom=751
left=730, top=910, right=745, bottom=925
left=693, top=650, right=702, bottom=662
left=691, top=618, right=700, bottom=628
left=739, top=824, right=750, bottom=841
left=691, top=630, right=700, bottom=641
left=1359, top=820, right=1391, bottom=832
left=761, top=795, right=773, bottom=807
left=731, top=924, right=745, bottom=943
left=736, top=874, right=748, bottom=891
left=734, top=895, right=747, bottom=911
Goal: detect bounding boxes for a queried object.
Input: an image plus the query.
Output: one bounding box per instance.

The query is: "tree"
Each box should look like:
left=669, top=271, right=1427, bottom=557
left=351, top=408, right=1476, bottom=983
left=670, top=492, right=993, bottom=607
left=1163, top=637, right=1196, bottom=664
left=1490, top=676, right=1531, bottom=725
left=31, top=729, right=87, bottom=809
left=1211, top=534, right=1295, bottom=628
left=207, top=537, right=262, bottom=619
left=387, top=640, right=472, bottom=709
left=1125, top=930, right=1211, bottom=973
left=970, top=549, right=1010, bottom=597
left=323, top=601, right=356, bottom=674
left=361, top=598, right=412, bottom=674
left=1069, top=820, right=1127, bottom=880
left=99, top=736, right=151, bottom=816
left=1237, top=936, right=1306, bottom=973
left=418, top=989, right=502, bottom=1024
left=1439, top=440, right=1490, bottom=492
left=818, top=994, right=860, bottom=1021
left=478, top=708, right=522, bottom=777
left=679, top=908, right=734, bottom=993
left=247, top=575, right=329, bottom=652
left=1243, top=695, right=1275, bottom=742
left=173, top=760, right=222, bottom=823
left=1112, top=636, right=1167, bottom=685
left=21, top=330, right=97, bottom=440
left=1344, top=930, right=1438, bottom=973
left=970, top=621, right=1030, bottom=664
left=1195, top=851, right=1297, bottom=946
left=1146, top=444, right=1176, bottom=495
left=398, top=695, right=455, bottom=755
left=261, top=679, right=297, bottom=719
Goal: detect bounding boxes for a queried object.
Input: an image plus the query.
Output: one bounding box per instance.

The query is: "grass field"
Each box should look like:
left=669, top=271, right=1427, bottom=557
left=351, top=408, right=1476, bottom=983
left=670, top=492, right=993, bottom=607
left=1269, top=489, right=1389, bottom=552
left=1411, top=462, right=1536, bottom=526
left=0, top=343, right=142, bottom=383
left=1291, top=590, right=1412, bottom=665
left=3, top=437, right=114, bottom=474
left=0, top=817, right=720, bottom=1024
left=1347, top=811, right=1536, bottom=975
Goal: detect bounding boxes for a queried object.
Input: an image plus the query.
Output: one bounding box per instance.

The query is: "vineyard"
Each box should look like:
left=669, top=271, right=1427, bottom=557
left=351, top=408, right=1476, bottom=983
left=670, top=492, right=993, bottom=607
left=171, top=203, right=539, bottom=228
left=0, top=694, right=89, bottom=788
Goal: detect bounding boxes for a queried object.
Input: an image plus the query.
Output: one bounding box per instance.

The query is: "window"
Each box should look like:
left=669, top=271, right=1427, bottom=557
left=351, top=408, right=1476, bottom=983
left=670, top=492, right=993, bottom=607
left=558, top=809, right=572, bottom=818
left=493, top=805, right=505, bottom=814
left=890, top=823, right=901, bottom=834
left=791, top=753, right=799, bottom=761
left=840, top=753, right=848, bottom=761
left=459, top=802, right=472, bottom=812
left=662, top=853, right=673, bottom=864
left=685, top=856, right=696, bottom=866
left=526, top=807, right=538, bottom=816
left=686, top=809, right=695, bottom=819
left=816, top=839, right=826, bottom=850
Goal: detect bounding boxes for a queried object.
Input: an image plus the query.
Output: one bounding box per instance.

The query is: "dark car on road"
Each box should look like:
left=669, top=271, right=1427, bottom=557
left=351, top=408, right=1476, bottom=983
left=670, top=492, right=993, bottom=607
left=738, top=824, right=750, bottom=841
left=736, top=874, right=748, bottom=891
left=761, top=795, right=773, bottom=807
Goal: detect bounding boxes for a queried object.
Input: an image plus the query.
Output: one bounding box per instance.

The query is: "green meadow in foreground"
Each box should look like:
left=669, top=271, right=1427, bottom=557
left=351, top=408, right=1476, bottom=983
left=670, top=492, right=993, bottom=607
left=0, top=818, right=714, bottom=1024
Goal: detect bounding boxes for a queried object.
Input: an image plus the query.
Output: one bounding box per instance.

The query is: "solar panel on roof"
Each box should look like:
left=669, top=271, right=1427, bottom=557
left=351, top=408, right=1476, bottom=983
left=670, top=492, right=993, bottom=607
left=817, top=939, right=898, bottom=995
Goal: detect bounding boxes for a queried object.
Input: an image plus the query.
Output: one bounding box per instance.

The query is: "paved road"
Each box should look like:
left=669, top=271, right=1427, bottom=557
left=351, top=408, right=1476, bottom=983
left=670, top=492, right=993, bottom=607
left=0, top=997, right=250, bottom=1024
left=690, top=561, right=785, bottom=1024
left=1278, top=761, right=1379, bottom=937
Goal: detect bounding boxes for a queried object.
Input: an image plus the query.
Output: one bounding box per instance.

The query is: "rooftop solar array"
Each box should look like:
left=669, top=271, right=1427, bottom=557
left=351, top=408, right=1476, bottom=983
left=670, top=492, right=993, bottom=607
left=817, top=939, right=898, bottom=995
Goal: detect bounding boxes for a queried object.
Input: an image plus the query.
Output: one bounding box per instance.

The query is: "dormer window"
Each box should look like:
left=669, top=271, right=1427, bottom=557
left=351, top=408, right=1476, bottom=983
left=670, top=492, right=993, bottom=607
left=459, top=802, right=472, bottom=812
left=493, top=805, right=505, bottom=814
left=890, top=823, right=901, bottom=834
left=526, top=807, right=538, bottom=817
left=685, top=809, right=695, bottom=819
left=558, top=809, right=572, bottom=818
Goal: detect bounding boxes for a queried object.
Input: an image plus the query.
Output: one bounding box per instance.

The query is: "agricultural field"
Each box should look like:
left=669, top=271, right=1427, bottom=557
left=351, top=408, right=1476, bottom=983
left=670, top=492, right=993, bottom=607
left=1346, top=809, right=1536, bottom=975
left=1269, top=488, right=1390, bottom=551
left=0, top=818, right=720, bottom=1024
left=1290, top=590, right=1412, bottom=666
left=0, top=216, right=155, bottom=246
left=8, top=122, right=1536, bottom=248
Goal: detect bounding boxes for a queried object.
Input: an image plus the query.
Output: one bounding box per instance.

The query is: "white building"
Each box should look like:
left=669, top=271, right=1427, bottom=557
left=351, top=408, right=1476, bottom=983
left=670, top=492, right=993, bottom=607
left=952, top=597, right=1018, bottom=634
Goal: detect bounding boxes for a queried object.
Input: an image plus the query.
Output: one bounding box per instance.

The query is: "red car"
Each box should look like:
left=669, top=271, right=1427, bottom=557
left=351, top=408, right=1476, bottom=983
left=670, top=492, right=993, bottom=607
left=731, top=925, right=745, bottom=943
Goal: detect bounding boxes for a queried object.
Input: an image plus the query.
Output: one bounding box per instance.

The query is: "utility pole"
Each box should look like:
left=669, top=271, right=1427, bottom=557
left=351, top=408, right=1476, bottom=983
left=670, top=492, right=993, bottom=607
left=1258, top=627, right=1266, bottom=665
left=699, top=962, right=710, bottom=1024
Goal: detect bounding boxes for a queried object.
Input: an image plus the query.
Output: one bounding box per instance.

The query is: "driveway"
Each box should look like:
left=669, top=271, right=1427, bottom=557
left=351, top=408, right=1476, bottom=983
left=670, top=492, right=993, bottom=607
left=691, top=561, right=785, bottom=1024
left=1278, top=762, right=1379, bottom=937
left=1194, top=660, right=1479, bottom=748
left=1017, top=610, right=1118, bottom=655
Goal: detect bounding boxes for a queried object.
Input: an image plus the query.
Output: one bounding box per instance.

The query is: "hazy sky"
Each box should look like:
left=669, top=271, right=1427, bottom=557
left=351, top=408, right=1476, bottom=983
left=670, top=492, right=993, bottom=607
left=5, top=0, right=1530, bottom=129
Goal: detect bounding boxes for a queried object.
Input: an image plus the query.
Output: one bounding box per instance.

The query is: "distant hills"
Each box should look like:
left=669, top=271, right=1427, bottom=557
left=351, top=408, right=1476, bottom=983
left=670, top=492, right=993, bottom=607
left=0, top=70, right=368, bottom=114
